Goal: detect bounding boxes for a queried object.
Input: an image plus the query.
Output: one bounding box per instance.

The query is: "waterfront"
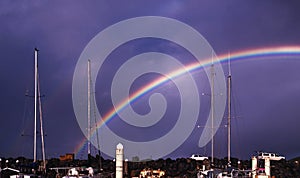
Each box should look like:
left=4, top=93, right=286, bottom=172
left=1, top=155, right=300, bottom=177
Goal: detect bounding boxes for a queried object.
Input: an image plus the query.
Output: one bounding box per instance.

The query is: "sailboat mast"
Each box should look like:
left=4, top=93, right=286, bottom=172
left=38, top=77, right=46, bottom=170
left=227, top=53, right=232, bottom=166
left=34, top=48, right=38, bottom=163
left=88, top=59, right=91, bottom=155
left=210, top=51, right=215, bottom=165
left=89, top=60, right=103, bottom=171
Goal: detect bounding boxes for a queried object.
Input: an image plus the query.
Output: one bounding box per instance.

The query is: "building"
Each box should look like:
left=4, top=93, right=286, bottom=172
left=59, top=153, right=75, bottom=161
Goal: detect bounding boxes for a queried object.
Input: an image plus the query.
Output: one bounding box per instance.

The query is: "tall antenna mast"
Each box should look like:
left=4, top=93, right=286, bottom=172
left=34, top=48, right=38, bottom=163
left=210, top=50, right=215, bottom=166
left=88, top=59, right=91, bottom=156
left=227, top=53, right=232, bottom=166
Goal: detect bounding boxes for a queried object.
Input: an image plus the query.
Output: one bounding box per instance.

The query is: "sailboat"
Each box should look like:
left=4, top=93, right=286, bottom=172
left=197, top=52, right=220, bottom=178
left=61, top=60, right=103, bottom=178
left=216, top=55, right=253, bottom=178
left=33, top=48, right=47, bottom=174
left=216, top=55, right=233, bottom=178
left=197, top=54, right=251, bottom=178
left=10, top=49, right=46, bottom=178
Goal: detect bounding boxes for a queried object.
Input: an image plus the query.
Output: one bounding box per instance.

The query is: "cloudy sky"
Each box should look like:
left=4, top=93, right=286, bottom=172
left=1, top=0, right=300, bottom=161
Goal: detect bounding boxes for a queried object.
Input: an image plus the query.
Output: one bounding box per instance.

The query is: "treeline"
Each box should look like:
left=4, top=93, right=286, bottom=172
left=1, top=156, right=300, bottom=177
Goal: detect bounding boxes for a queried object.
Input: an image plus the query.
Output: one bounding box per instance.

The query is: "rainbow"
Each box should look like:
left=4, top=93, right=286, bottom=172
left=74, top=46, right=300, bottom=156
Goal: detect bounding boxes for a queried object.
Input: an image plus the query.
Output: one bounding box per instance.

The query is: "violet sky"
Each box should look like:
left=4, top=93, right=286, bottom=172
left=1, top=0, right=300, bottom=160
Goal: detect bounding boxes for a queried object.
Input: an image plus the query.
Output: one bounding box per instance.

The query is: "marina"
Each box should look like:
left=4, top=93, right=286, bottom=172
left=0, top=48, right=296, bottom=177
left=1, top=155, right=299, bottom=177
left=1, top=2, right=300, bottom=178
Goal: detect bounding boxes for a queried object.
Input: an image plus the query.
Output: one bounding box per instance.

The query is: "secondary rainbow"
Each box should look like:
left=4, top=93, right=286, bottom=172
left=74, top=45, right=300, bottom=155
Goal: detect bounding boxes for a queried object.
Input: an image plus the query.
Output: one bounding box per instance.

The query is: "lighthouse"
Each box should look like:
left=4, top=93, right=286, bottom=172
left=116, top=143, right=124, bottom=178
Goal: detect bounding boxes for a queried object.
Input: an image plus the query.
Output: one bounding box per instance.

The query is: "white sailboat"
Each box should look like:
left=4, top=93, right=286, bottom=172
left=216, top=54, right=233, bottom=178
left=11, top=49, right=46, bottom=178
left=198, top=54, right=250, bottom=178
left=34, top=48, right=47, bottom=173
left=216, top=55, right=253, bottom=178
left=62, top=60, right=102, bottom=178
left=197, top=52, right=219, bottom=178
left=61, top=60, right=94, bottom=178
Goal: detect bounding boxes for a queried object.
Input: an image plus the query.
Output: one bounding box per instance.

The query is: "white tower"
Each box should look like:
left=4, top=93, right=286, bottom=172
left=265, top=158, right=271, bottom=176
left=116, top=143, right=124, bottom=178
left=251, top=156, right=257, bottom=178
